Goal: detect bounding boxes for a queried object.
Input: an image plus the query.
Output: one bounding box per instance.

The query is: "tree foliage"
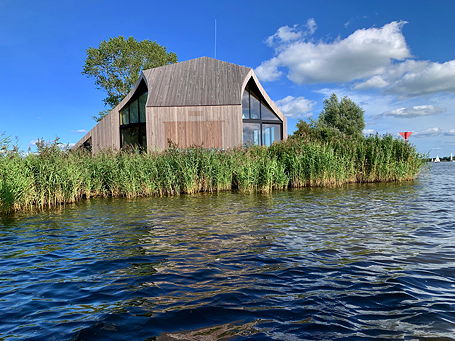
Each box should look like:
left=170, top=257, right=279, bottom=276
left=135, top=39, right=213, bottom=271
left=82, top=36, right=177, bottom=121
left=317, top=93, right=365, bottom=136
left=291, top=119, right=343, bottom=143
left=291, top=94, right=366, bottom=142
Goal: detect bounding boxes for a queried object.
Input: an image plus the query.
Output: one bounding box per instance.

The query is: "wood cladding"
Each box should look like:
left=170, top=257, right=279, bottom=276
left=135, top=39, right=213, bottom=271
left=147, top=105, right=242, bottom=150
left=164, top=121, right=223, bottom=148
left=73, top=57, right=287, bottom=153
left=143, top=57, right=250, bottom=107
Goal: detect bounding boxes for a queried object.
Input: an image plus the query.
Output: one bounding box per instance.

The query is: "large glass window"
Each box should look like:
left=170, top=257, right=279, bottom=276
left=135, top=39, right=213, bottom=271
left=120, top=82, right=148, bottom=150
left=242, top=85, right=283, bottom=146
left=243, top=123, right=261, bottom=146
left=82, top=137, right=92, bottom=152
left=242, top=91, right=249, bottom=119
left=138, top=92, right=147, bottom=123
left=261, top=104, right=280, bottom=121
left=120, top=125, right=147, bottom=150
left=250, top=93, right=260, bottom=119
left=130, top=99, right=139, bottom=124
left=262, top=124, right=282, bottom=147
left=120, top=107, right=129, bottom=125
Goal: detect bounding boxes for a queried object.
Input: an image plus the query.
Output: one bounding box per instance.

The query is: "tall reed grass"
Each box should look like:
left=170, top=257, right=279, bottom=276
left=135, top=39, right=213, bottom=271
left=0, top=135, right=424, bottom=213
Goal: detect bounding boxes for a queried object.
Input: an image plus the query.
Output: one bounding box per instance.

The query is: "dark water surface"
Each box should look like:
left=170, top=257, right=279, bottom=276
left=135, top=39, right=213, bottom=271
left=1, top=163, right=455, bottom=340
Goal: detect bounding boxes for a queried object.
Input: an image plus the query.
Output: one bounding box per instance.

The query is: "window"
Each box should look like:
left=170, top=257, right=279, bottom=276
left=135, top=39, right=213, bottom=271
left=130, top=99, right=139, bottom=124
left=120, top=107, right=129, bottom=125
left=138, top=92, right=147, bottom=123
left=242, top=91, right=249, bottom=119
left=82, top=137, right=92, bottom=152
left=250, top=93, right=260, bottom=119
left=261, top=104, right=280, bottom=121
left=119, top=81, right=148, bottom=150
left=243, top=123, right=261, bottom=146
left=262, top=124, right=282, bottom=147
left=242, top=84, right=283, bottom=146
left=120, top=125, right=147, bottom=150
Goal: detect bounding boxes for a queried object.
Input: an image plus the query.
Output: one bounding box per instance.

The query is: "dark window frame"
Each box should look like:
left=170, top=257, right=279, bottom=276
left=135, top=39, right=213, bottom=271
left=242, top=85, right=283, bottom=146
left=119, top=84, right=148, bottom=150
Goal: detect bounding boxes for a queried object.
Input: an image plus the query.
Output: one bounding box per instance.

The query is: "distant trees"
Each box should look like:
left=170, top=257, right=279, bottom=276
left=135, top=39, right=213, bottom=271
left=292, top=93, right=365, bottom=141
left=82, top=36, right=177, bottom=121
left=318, top=93, right=365, bottom=136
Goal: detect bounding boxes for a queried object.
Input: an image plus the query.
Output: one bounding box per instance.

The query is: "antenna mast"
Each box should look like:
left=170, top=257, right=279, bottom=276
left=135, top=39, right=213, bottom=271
left=214, top=19, right=217, bottom=59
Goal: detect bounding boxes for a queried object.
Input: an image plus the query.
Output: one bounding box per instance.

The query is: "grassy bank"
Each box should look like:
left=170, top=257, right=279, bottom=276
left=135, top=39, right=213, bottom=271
left=0, top=135, right=424, bottom=213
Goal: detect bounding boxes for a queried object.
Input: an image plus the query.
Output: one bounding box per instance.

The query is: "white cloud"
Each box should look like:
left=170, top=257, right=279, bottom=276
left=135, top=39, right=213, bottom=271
left=382, top=105, right=445, bottom=118
left=306, top=18, right=317, bottom=35
left=387, top=60, right=455, bottom=96
left=74, top=129, right=87, bottom=133
left=363, top=129, right=377, bottom=135
left=413, top=127, right=441, bottom=137
left=255, top=58, right=282, bottom=82
left=265, top=25, right=302, bottom=46
left=354, top=75, right=388, bottom=89
left=413, top=127, right=455, bottom=137
left=356, top=59, right=455, bottom=96
left=259, top=20, right=455, bottom=98
left=256, top=21, right=410, bottom=84
left=265, top=19, right=317, bottom=47
left=276, top=95, right=315, bottom=119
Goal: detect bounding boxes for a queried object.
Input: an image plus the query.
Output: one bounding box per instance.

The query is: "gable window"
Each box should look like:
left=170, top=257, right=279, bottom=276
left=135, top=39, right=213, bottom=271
left=242, top=83, right=282, bottom=147
left=119, top=81, right=148, bottom=150
left=82, top=137, right=92, bottom=153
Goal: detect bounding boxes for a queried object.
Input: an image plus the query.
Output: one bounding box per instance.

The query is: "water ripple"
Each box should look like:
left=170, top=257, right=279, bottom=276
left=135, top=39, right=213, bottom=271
left=1, top=163, right=455, bottom=340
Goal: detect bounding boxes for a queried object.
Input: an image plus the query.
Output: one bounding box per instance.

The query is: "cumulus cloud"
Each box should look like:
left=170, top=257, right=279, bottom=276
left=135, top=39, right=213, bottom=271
left=356, top=59, right=455, bottom=96
left=255, top=58, right=282, bottom=82
left=354, top=75, right=388, bottom=89
left=265, top=25, right=302, bottom=46
left=258, top=20, right=455, bottom=98
left=413, top=127, right=455, bottom=137
left=256, top=21, right=410, bottom=84
left=265, top=19, right=317, bottom=47
left=387, top=60, right=455, bottom=96
left=276, top=95, right=315, bottom=118
left=382, top=105, right=445, bottom=118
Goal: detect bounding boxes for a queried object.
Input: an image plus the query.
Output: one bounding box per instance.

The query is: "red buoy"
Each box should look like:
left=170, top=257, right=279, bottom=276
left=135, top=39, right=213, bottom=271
left=399, top=132, right=413, bottom=141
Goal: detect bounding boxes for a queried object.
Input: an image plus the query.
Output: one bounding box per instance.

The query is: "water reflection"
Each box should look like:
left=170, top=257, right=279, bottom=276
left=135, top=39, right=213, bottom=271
left=1, top=164, right=455, bottom=340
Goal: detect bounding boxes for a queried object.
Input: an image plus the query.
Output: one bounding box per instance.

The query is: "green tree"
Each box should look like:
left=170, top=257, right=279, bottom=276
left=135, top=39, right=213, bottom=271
left=82, top=36, right=177, bottom=121
left=317, top=93, right=365, bottom=136
left=291, top=119, right=343, bottom=142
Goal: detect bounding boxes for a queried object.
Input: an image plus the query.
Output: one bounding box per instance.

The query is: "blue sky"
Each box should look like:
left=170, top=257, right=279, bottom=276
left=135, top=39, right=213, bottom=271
left=1, top=0, right=454, bottom=157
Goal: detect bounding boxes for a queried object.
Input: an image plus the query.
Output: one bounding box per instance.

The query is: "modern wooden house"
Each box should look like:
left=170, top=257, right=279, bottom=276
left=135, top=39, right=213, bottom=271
left=74, top=57, right=287, bottom=153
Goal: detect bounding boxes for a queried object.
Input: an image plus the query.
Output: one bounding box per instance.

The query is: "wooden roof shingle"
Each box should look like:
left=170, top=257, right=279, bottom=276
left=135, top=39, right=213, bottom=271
left=142, top=57, right=251, bottom=107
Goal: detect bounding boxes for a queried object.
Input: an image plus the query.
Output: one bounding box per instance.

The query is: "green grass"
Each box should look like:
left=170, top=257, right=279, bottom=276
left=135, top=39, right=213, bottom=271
left=0, top=135, right=425, bottom=213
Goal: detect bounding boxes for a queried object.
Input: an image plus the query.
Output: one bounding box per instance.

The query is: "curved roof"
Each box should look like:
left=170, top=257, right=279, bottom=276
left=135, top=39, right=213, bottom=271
left=142, top=57, right=251, bottom=107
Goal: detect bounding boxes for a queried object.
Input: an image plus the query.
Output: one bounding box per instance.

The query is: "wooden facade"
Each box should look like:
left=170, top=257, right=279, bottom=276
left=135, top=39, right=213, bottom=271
left=74, top=57, right=287, bottom=153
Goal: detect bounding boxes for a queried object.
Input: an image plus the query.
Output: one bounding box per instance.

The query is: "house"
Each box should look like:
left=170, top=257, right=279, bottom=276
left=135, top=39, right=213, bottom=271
left=74, top=57, right=287, bottom=153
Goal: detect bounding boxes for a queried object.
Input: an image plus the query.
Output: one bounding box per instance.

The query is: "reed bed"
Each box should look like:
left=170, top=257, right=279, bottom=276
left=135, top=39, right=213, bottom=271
left=0, top=135, right=424, bottom=213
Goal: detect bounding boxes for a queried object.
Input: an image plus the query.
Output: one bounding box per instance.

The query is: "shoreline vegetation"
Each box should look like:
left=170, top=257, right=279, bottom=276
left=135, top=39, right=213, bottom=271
left=0, top=134, right=424, bottom=214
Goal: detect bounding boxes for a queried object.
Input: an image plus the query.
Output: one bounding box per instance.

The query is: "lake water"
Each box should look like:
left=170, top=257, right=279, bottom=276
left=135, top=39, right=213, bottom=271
left=1, top=163, right=455, bottom=340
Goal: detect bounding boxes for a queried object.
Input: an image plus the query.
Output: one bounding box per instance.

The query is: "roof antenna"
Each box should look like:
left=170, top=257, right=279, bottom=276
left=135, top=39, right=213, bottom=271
left=214, top=19, right=217, bottom=59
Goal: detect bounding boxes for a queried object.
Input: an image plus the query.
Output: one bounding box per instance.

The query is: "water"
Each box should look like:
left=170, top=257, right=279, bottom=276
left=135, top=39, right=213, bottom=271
left=1, top=163, right=455, bottom=340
